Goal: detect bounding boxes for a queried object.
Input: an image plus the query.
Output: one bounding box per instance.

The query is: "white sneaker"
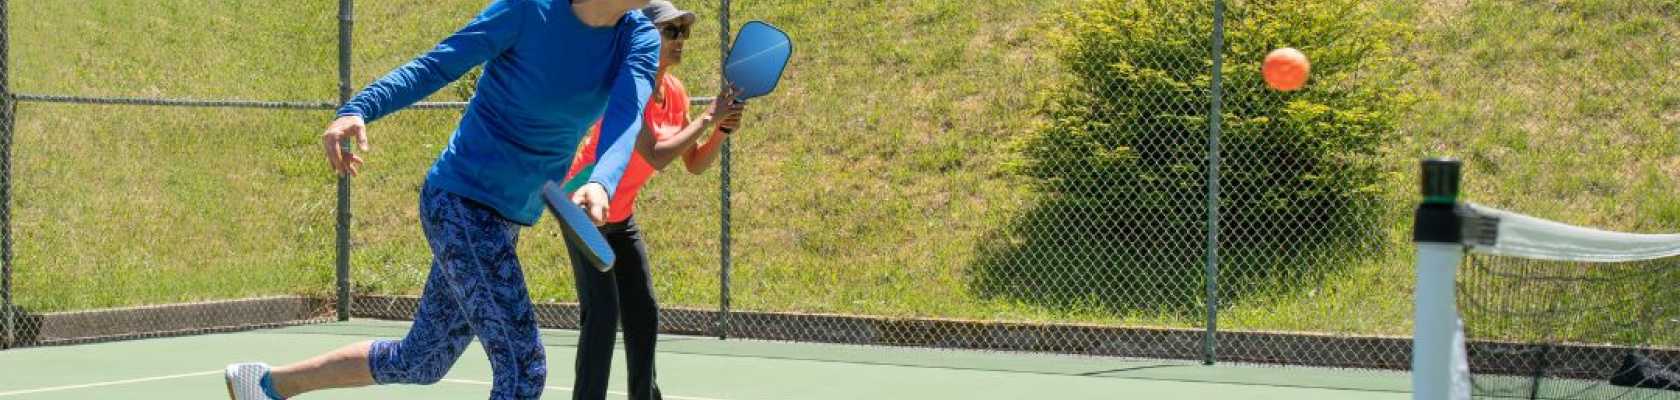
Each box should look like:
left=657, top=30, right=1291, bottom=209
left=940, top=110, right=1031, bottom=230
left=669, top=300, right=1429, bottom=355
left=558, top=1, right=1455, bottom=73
left=223, top=362, right=275, bottom=400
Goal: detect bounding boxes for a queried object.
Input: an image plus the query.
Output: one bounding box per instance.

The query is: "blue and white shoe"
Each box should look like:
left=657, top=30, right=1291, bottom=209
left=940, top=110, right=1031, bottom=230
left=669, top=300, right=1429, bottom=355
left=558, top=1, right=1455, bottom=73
left=223, top=362, right=275, bottom=400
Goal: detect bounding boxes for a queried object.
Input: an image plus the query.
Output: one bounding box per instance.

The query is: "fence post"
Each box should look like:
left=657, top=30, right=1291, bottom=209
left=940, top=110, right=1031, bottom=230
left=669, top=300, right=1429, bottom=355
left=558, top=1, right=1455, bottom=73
left=0, top=0, right=14, bottom=350
left=716, top=0, right=733, bottom=341
left=1202, top=0, right=1227, bottom=366
left=335, top=0, right=354, bottom=322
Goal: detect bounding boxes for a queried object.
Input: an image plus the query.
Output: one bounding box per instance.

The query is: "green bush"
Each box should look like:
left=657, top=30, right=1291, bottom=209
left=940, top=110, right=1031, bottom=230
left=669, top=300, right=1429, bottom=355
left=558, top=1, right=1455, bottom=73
left=986, top=0, right=1411, bottom=311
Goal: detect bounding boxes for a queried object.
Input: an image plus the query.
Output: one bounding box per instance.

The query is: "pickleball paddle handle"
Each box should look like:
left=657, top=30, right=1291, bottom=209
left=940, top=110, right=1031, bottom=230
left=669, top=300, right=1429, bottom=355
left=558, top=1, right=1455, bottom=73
left=720, top=97, right=743, bottom=134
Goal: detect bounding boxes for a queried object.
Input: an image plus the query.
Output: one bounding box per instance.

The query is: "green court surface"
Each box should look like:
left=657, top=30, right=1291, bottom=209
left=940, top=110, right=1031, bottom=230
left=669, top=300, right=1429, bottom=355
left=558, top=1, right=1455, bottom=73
left=0, top=320, right=1412, bottom=399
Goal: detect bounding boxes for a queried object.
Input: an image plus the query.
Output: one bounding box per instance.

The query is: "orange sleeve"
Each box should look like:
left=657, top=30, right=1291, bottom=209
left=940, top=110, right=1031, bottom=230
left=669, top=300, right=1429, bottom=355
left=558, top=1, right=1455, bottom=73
left=565, top=122, right=603, bottom=180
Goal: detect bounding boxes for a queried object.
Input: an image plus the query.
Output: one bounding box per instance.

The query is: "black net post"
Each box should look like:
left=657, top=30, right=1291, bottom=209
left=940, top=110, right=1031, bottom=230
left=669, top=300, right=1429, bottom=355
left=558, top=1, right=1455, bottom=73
left=715, top=0, right=733, bottom=341
left=335, top=0, right=354, bottom=322
left=1201, top=0, right=1227, bottom=366
left=0, top=0, right=13, bottom=350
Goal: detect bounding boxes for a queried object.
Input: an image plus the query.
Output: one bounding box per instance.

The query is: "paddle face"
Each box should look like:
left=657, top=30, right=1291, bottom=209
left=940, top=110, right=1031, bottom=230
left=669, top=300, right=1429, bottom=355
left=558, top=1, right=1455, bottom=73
left=724, top=21, right=792, bottom=100
left=542, top=181, right=616, bottom=272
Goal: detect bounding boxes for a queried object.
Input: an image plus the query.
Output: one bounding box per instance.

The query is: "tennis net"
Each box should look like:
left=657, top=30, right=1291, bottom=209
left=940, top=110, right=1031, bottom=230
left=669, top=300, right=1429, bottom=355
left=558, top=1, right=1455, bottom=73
left=1412, top=159, right=1680, bottom=400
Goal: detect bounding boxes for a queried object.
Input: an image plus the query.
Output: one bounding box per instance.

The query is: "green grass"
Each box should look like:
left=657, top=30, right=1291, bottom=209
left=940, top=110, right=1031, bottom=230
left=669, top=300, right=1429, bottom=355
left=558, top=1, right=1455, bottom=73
left=1404, top=0, right=1680, bottom=225
left=9, top=0, right=340, bottom=310
left=8, top=0, right=1678, bottom=347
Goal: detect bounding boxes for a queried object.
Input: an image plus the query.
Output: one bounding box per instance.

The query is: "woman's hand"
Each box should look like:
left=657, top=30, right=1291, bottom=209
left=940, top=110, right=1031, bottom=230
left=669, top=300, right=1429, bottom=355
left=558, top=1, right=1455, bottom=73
left=322, top=115, right=370, bottom=177
left=706, top=85, right=743, bottom=121
left=716, top=102, right=745, bottom=133
left=571, top=182, right=611, bottom=226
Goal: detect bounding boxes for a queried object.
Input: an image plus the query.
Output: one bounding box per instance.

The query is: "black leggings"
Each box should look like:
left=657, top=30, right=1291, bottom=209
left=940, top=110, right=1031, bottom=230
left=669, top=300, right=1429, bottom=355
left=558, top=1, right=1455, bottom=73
left=569, top=216, right=662, bottom=400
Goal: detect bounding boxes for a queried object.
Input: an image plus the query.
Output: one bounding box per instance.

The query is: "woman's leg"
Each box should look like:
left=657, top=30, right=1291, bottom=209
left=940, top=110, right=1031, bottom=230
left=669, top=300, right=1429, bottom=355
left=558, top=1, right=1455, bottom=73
left=357, top=258, right=474, bottom=387
left=420, top=186, right=547, bottom=399
left=272, top=258, right=472, bottom=396
left=570, top=238, right=622, bottom=400
left=610, top=218, right=662, bottom=400
left=246, top=187, right=478, bottom=399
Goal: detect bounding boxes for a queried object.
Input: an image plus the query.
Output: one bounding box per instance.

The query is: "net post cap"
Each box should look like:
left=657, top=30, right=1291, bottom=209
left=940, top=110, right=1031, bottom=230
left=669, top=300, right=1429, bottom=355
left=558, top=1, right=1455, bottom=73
left=1413, top=158, right=1463, bottom=244
left=1421, top=158, right=1461, bottom=204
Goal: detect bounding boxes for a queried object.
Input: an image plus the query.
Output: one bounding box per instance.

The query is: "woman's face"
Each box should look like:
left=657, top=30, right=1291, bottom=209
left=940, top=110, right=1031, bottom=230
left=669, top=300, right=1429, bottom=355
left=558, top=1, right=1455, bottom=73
left=657, top=21, right=691, bottom=69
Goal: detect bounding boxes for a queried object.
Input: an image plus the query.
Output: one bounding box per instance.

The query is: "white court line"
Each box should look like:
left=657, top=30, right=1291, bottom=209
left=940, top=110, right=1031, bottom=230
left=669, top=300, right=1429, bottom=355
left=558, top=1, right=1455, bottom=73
left=442, top=378, right=733, bottom=400
left=0, top=371, right=732, bottom=400
left=0, top=370, right=221, bottom=397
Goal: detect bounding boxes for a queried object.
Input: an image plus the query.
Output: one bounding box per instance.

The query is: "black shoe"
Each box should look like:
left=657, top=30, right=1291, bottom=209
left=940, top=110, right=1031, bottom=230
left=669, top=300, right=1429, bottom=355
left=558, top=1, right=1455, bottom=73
left=1610, top=352, right=1680, bottom=391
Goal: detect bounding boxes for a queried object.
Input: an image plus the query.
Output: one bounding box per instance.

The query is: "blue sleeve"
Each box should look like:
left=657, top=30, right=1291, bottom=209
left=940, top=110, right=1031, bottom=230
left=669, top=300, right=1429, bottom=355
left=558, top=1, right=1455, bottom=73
left=336, top=0, right=529, bottom=122
left=587, top=21, right=661, bottom=199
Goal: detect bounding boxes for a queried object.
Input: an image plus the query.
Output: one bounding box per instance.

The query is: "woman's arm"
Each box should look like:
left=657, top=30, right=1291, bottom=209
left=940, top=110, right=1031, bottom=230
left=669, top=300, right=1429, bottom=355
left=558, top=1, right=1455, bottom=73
left=639, top=110, right=716, bottom=171
left=682, top=103, right=743, bottom=174
left=336, top=0, right=530, bottom=122
left=323, top=0, right=530, bottom=177
left=637, top=87, right=740, bottom=171
left=585, top=21, right=662, bottom=202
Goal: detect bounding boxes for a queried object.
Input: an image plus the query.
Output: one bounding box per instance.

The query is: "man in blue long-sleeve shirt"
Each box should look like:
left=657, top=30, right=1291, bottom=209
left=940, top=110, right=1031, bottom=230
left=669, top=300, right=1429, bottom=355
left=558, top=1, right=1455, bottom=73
left=223, top=1, right=658, bottom=399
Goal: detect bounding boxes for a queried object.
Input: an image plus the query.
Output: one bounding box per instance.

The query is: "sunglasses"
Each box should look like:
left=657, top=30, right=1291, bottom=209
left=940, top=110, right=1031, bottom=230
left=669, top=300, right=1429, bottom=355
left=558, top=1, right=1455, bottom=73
left=659, top=24, right=691, bottom=40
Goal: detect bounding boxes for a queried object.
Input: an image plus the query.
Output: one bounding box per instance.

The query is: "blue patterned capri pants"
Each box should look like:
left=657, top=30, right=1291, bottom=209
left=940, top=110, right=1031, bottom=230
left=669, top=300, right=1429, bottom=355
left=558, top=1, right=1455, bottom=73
left=366, top=182, right=547, bottom=399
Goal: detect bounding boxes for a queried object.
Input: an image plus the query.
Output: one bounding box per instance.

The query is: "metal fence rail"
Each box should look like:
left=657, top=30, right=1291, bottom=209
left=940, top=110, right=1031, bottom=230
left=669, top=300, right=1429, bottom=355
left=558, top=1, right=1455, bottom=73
left=12, top=94, right=337, bottom=110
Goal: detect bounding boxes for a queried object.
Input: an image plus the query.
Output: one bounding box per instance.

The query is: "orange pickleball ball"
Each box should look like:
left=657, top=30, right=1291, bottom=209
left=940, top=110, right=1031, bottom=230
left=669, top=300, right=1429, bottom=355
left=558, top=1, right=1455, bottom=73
left=1262, top=47, right=1310, bottom=92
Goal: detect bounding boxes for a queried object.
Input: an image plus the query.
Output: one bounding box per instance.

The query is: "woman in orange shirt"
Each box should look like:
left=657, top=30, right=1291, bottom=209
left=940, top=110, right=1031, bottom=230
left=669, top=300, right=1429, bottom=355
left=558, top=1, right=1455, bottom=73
left=563, top=2, right=744, bottom=399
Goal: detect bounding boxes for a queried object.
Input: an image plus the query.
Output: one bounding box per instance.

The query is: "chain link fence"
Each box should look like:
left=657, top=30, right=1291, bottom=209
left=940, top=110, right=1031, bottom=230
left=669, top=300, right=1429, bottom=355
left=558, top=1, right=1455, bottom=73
left=711, top=0, right=1418, bottom=368
left=1205, top=0, right=1412, bottom=368
left=0, top=0, right=349, bottom=348
left=3, top=0, right=1677, bottom=382
left=708, top=0, right=1218, bottom=359
left=708, top=0, right=1675, bottom=372
left=1, top=0, right=12, bottom=348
